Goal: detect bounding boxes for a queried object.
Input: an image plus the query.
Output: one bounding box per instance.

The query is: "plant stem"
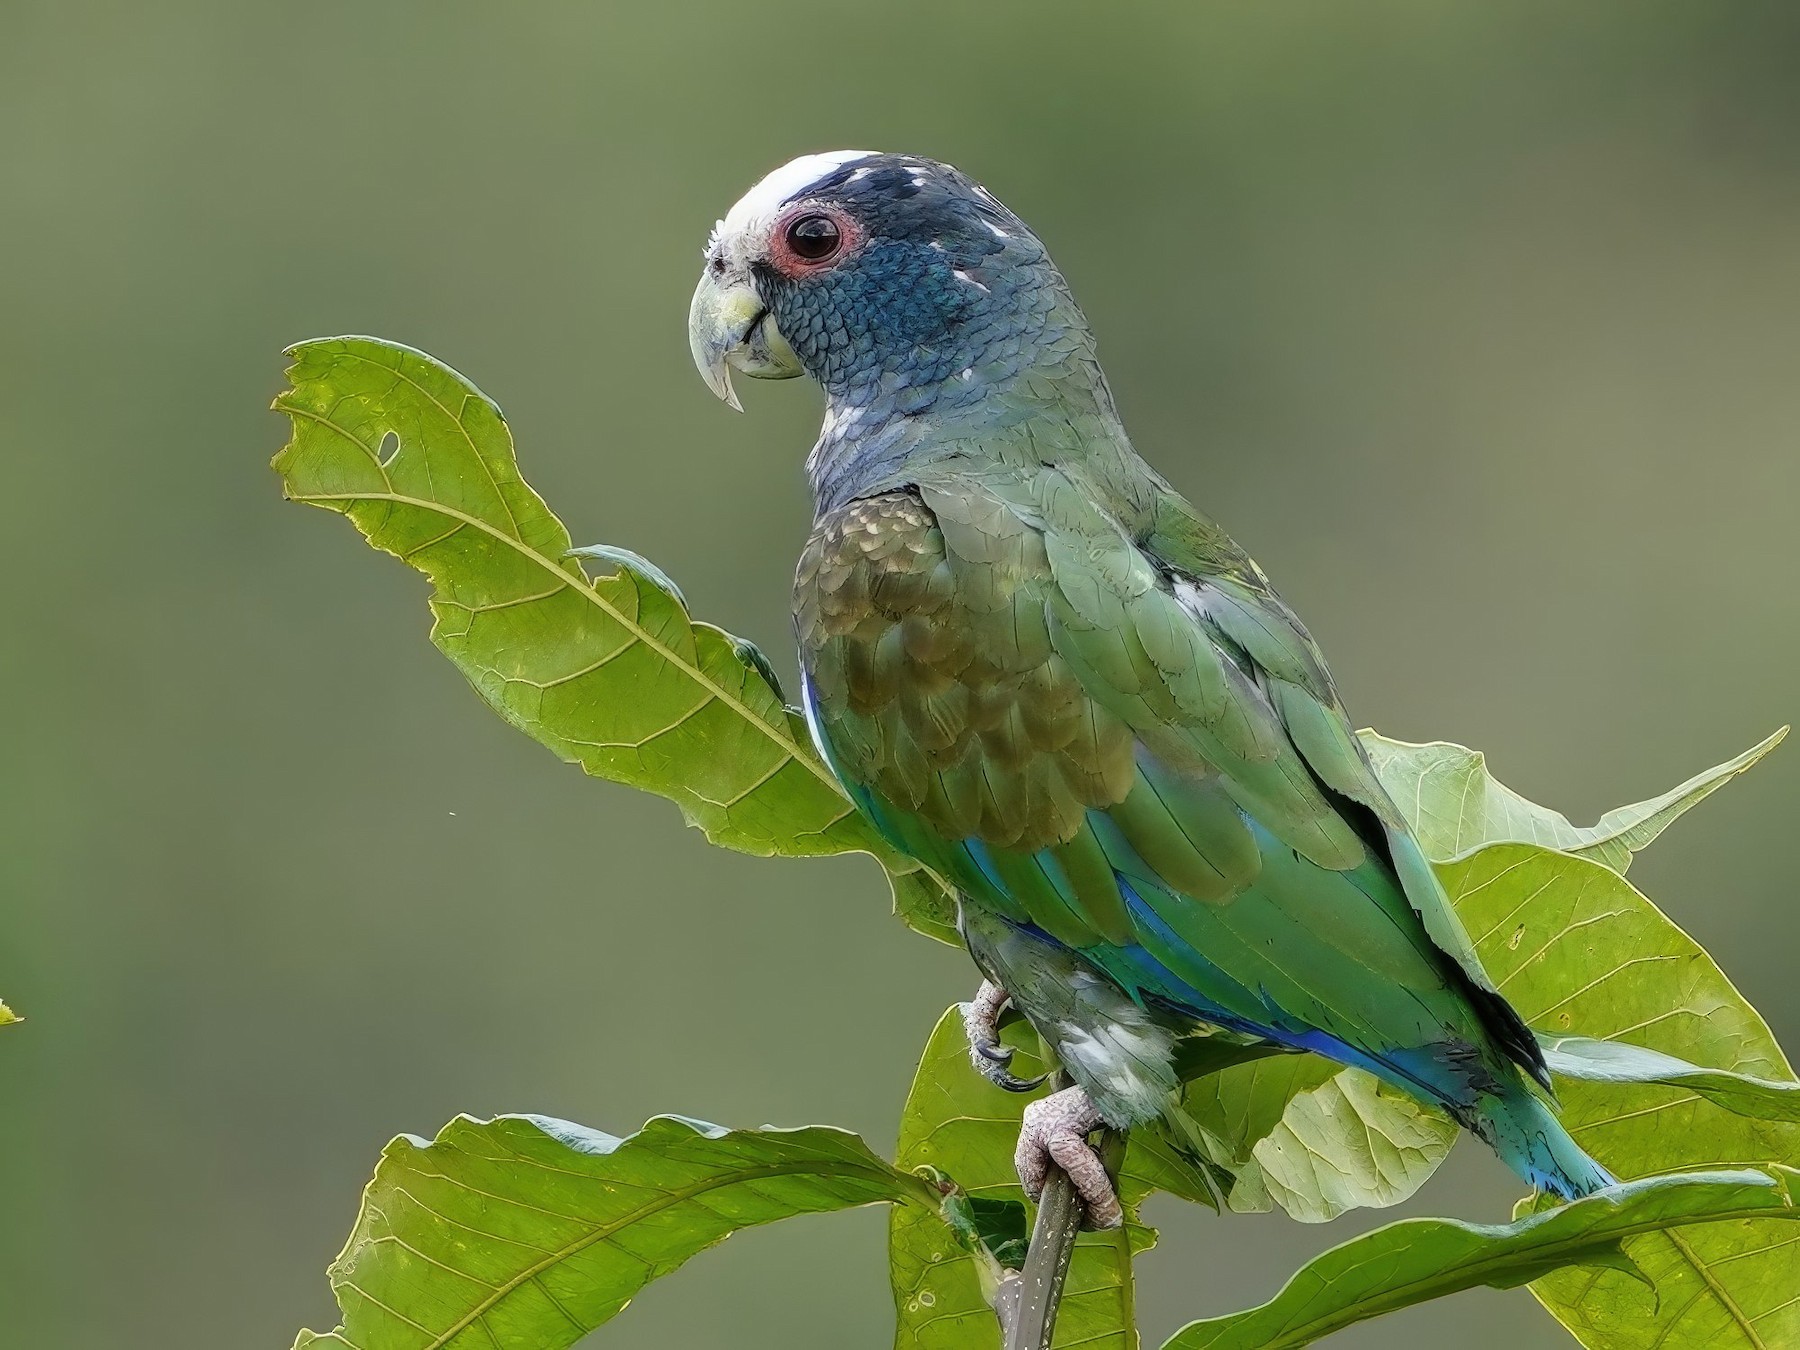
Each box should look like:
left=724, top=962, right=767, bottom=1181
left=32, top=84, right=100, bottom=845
left=997, top=1165, right=1087, bottom=1350
left=994, top=1066, right=1113, bottom=1350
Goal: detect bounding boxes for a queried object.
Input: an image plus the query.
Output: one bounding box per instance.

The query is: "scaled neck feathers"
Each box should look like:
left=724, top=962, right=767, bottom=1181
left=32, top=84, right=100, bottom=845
left=804, top=300, right=1131, bottom=516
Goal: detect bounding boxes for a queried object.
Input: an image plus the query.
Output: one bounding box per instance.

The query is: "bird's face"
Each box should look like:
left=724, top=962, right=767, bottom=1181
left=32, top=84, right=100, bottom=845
left=689, top=151, right=1049, bottom=410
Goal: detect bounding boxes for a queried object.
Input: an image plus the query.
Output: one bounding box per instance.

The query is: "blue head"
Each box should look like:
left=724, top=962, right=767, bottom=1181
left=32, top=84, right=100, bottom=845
left=689, top=152, right=1101, bottom=458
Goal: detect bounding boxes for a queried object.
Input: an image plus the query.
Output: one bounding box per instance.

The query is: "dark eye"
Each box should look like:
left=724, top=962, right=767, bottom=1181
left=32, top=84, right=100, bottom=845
left=785, top=213, right=841, bottom=261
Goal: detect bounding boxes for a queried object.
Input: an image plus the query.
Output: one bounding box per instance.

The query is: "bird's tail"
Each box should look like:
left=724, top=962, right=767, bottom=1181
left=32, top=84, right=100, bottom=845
left=1473, top=1086, right=1614, bottom=1200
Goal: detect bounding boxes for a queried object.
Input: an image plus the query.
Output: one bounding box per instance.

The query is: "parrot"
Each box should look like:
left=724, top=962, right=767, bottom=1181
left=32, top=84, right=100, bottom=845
left=688, top=150, right=1612, bottom=1228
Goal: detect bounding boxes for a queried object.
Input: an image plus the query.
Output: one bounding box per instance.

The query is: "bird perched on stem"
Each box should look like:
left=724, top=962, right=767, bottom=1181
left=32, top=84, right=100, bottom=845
left=689, top=151, right=1612, bottom=1228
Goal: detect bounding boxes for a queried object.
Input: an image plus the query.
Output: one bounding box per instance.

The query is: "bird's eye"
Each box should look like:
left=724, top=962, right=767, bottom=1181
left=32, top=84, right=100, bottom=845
left=785, top=214, right=841, bottom=262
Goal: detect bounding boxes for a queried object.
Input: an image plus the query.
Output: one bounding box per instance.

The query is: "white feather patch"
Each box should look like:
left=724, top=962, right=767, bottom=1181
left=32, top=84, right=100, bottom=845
left=719, top=149, right=878, bottom=242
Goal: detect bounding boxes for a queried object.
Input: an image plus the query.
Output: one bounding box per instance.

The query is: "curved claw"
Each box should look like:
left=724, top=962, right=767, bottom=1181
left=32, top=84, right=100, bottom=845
left=988, top=1063, right=1051, bottom=1093
left=962, top=980, right=1050, bottom=1093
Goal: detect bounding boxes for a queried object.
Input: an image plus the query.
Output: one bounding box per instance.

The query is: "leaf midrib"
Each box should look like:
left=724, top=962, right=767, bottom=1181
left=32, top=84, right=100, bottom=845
left=344, top=1154, right=927, bottom=1350
left=1664, top=1228, right=1767, bottom=1350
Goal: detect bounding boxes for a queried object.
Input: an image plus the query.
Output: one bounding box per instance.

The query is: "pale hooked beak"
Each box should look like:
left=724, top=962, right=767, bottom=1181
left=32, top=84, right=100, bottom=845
left=688, top=264, right=803, bottom=411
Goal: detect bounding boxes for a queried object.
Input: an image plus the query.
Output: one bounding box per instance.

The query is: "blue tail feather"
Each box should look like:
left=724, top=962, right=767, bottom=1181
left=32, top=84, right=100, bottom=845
left=1476, top=1088, right=1614, bottom=1200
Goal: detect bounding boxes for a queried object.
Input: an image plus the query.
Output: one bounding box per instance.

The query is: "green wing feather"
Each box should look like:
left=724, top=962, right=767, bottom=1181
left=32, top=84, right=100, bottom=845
left=1140, top=489, right=1544, bottom=1078
left=796, top=465, right=1543, bottom=1093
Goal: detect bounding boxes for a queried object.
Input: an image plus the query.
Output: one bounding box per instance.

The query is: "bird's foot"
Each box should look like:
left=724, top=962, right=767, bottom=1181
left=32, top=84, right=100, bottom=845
left=1016, top=1085, right=1123, bottom=1230
left=960, top=980, right=1048, bottom=1093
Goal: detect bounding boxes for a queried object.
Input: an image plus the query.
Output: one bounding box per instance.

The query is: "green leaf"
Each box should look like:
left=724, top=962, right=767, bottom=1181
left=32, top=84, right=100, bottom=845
left=272, top=336, right=957, bottom=941
left=1542, top=1035, right=1800, bottom=1126
left=890, top=1007, right=1159, bottom=1350
left=1161, top=1167, right=1800, bottom=1350
left=294, top=1113, right=937, bottom=1350
left=0, top=999, right=17, bottom=1027
left=1358, top=727, right=1786, bottom=870
left=888, top=865, right=962, bottom=947
left=1182, top=1060, right=1458, bottom=1223
left=1446, top=844, right=1800, bottom=1347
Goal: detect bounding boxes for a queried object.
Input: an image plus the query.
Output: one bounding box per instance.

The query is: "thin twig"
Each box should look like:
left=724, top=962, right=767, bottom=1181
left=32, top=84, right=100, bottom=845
left=998, top=1166, right=1087, bottom=1350
left=994, top=1071, right=1111, bottom=1350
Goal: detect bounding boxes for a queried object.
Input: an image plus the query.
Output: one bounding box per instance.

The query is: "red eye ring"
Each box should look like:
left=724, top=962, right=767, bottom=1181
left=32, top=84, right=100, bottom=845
left=769, top=204, right=859, bottom=275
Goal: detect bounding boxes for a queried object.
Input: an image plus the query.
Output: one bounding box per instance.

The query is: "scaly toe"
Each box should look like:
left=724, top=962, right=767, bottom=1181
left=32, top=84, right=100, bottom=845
left=1016, top=1086, right=1123, bottom=1230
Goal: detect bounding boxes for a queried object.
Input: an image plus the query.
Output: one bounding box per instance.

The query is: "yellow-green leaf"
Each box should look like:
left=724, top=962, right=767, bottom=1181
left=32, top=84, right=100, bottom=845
left=272, top=336, right=957, bottom=939
left=294, top=1113, right=937, bottom=1350
left=1359, top=728, right=1786, bottom=870
left=1162, top=1167, right=1800, bottom=1350
left=1173, top=1053, right=1456, bottom=1223
left=1540, top=1035, right=1800, bottom=1126
left=1447, top=844, right=1800, bottom=1348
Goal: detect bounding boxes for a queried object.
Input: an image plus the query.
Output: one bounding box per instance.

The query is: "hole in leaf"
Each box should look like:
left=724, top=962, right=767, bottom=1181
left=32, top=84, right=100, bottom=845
left=376, top=431, right=400, bottom=466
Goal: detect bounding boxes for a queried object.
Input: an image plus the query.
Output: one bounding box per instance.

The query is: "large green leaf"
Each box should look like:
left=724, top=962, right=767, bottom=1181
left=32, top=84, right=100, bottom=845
left=1179, top=1057, right=1457, bottom=1222
left=890, top=1007, right=1160, bottom=1350
left=1162, top=1167, right=1800, bottom=1350
left=1359, top=728, right=1786, bottom=870
left=272, top=336, right=958, bottom=942
left=1447, top=844, right=1800, bottom=1347
left=294, top=1113, right=938, bottom=1350
left=1191, top=730, right=1785, bottom=1222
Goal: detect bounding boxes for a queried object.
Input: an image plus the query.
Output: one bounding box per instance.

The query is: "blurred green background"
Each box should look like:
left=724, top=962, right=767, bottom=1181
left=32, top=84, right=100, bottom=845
left=4, top=2, right=1797, bottom=1346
